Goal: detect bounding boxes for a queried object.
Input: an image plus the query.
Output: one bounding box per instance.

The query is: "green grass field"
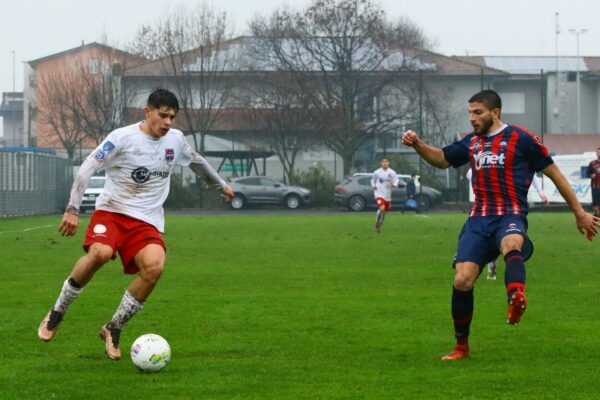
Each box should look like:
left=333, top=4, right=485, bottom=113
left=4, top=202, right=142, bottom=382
left=1, top=211, right=600, bottom=399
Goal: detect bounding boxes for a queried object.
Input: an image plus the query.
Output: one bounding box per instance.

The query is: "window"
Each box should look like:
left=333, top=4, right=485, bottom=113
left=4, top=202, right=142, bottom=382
left=238, top=178, right=260, bottom=185
left=88, top=59, right=100, bottom=75
left=358, top=177, right=372, bottom=186
left=259, top=178, right=278, bottom=186
left=497, top=92, right=525, bottom=114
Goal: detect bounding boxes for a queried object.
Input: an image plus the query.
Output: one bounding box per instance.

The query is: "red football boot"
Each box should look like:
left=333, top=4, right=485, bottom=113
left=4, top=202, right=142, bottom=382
left=507, top=291, right=527, bottom=325
left=441, top=344, right=470, bottom=361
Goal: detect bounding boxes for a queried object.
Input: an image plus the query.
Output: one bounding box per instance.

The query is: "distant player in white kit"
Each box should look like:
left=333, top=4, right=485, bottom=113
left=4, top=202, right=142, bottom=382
left=38, top=89, right=234, bottom=360
left=372, top=157, right=399, bottom=233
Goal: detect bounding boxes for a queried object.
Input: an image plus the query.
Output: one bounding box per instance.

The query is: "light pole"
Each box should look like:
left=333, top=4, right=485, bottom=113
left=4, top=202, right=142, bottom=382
left=569, top=28, right=587, bottom=134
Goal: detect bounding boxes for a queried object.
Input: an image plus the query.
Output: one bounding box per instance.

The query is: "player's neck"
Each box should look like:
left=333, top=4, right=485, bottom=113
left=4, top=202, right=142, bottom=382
left=483, top=120, right=506, bottom=137
left=139, top=121, right=161, bottom=140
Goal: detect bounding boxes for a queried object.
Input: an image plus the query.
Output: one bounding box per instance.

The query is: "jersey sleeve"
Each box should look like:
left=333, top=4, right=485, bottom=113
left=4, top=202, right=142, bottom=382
left=521, top=132, right=553, bottom=172
left=175, top=133, right=227, bottom=190
left=391, top=171, right=399, bottom=187
left=442, top=135, right=471, bottom=168
left=86, top=132, right=120, bottom=172
left=531, top=174, right=543, bottom=194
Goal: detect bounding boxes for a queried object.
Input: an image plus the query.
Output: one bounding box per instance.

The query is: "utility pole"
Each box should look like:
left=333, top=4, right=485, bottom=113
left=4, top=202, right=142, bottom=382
left=554, top=13, right=560, bottom=94
left=12, top=50, right=16, bottom=92
left=569, top=28, right=587, bottom=134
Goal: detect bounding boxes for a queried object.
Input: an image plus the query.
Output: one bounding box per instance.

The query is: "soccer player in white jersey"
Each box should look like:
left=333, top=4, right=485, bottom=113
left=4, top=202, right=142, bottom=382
left=38, top=89, right=234, bottom=360
left=372, top=157, right=399, bottom=233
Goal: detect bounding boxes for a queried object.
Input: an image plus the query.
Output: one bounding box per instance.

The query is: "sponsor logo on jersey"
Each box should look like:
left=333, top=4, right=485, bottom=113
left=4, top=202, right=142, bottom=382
left=473, top=151, right=505, bottom=170
left=165, top=148, right=174, bottom=162
left=103, top=141, right=115, bottom=152
left=94, top=150, right=106, bottom=161
left=131, top=167, right=170, bottom=183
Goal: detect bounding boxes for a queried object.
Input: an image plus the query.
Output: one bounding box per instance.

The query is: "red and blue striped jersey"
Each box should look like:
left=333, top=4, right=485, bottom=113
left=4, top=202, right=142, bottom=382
left=587, top=159, right=600, bottom=189
left=443, top=125, right=553, bottom=217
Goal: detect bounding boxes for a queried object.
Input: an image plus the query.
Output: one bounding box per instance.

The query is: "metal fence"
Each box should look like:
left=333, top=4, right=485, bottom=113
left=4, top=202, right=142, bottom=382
left=0, top=151, right=73, bottom=217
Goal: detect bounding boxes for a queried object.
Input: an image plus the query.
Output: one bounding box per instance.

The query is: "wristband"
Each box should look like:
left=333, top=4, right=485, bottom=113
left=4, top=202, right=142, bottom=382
left=65, top=205, right=79, bottom=216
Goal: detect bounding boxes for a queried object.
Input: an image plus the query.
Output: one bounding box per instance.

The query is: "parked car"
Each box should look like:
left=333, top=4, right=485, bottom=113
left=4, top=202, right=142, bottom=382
left=228, top=176, right=312, bottom=210
left=80, top=175, right=106, bottom=213
left=334, top=174, right=442, bottom=211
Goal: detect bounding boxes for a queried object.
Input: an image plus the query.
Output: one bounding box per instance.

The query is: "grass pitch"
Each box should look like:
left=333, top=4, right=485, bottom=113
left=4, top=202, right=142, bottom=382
left=1, top=211, right=599, bottom=399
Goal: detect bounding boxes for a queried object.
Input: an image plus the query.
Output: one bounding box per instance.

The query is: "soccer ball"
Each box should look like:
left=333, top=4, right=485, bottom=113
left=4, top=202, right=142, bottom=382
left=130, top=333, right=171, bottom=372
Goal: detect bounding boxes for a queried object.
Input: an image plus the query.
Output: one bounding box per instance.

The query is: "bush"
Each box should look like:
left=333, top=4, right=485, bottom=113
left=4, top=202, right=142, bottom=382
left=164, top=174, right=203, bottom=209
left=291, top=163, right=337, bottom=207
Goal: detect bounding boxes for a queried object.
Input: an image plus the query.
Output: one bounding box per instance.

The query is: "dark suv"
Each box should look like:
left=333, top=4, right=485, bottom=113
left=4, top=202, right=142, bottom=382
left=228, top=176, right=312, bottom=210
left=334, top=174, right=442, bottom=211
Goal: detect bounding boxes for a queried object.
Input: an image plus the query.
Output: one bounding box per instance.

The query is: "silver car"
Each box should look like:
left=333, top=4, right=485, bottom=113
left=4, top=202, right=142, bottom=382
left=334, top=174, right=442, bottom=211
left=80, top=176, right=106, bottom=213
left=228, top=176, right=312, bottom=210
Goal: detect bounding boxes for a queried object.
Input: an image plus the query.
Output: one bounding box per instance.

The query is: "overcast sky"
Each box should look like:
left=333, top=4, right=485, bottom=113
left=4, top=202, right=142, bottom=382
left=1, top=0, right=598, bottom=99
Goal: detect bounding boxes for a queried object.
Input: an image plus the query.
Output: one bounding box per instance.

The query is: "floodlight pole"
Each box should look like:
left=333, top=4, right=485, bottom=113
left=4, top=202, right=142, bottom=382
left=569, top=28, right=587, bottom=134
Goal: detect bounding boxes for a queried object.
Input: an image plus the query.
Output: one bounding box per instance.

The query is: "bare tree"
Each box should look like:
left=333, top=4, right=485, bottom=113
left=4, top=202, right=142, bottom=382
left=239, top=73, right=318, bottom=182
left=37, top=69, right=86, bottom=161
left=249, top=0, right=432, bottom=175
left=75, top=53, right=138, bottom=145
left=128, top=3, right=235, bottom=152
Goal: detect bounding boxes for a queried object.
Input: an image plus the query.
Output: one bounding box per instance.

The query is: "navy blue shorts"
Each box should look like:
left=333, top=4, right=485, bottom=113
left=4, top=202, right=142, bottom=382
left=592, top=189, right=600, bottom=206
left=453, top=215, right=534, bottom=269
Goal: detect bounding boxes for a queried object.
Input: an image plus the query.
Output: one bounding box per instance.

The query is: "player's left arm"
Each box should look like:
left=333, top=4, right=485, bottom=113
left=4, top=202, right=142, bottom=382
left=188, top=153, right=234, bottom=201
left=543, top=163, right=600, bottom=240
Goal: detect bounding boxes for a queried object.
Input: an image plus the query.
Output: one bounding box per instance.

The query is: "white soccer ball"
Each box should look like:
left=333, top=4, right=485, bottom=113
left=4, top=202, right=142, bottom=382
left=130, top=333, right=171, bottom=372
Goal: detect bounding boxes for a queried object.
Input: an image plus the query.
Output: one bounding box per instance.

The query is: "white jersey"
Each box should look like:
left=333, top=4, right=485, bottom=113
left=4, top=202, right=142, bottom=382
left=72, top=122, right=226, bottom=232
left=372, top=168, right=399, bottom=201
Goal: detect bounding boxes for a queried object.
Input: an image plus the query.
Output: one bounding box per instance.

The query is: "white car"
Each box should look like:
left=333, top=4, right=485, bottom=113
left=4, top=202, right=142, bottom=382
left=80, top=176, right=106, bottom=213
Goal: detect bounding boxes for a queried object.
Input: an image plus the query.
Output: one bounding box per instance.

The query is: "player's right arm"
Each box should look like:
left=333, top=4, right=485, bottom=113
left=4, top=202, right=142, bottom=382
left=402, top=130, right=450, bottom=169
left=59, top=134, right=117, bottom=236
left=59, top=161, right=96, bottom=237
left=543, top=163, right=599, bottom=240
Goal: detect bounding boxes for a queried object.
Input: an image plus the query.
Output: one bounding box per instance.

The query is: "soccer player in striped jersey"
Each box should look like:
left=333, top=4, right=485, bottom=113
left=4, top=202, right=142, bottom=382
left=402, top=90, right=599, bottom=361
left=587, top=148, right=600, bottom=217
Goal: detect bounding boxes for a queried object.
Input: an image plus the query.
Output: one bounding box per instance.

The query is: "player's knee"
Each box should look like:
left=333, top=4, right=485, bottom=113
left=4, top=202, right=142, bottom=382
left=454, top=274, right=475, bottom=290
left=87, top=244, right=113, bottom=265
left=140, top=261, right=164, bottom=284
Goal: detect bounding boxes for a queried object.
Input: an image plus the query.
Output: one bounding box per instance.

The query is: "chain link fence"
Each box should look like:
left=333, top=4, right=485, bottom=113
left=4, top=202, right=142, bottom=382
left=0, top=151, right=73, bottom=217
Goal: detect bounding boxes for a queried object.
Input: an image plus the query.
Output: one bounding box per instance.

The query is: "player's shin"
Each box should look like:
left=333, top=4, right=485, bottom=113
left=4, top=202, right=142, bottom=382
left=504, top=250, right=526, bottom=298
left=53, top=277, right=84, bottom=314
left=108, top=290, right=145, bottom=330
left=451, top=286, right=473, bottom=345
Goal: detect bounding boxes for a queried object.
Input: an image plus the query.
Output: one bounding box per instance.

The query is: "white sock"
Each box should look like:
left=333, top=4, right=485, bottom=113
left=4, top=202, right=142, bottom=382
left=53, top=277, right=84, bottom=314
left=109, top=290, right=145, bottom=329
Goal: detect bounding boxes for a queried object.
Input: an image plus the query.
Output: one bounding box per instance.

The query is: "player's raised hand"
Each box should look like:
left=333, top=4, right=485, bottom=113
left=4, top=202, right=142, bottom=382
left=402, top=130, right=420, bottom=147
left=576, top=213, right=600, bottom=241
left=59, top=212, right=79, bottom=237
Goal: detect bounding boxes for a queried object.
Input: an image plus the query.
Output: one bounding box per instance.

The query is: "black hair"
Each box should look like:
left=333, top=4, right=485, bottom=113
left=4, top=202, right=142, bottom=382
left=381, top=157, right=390, bottom=162
left=147, top=88, right=179, bottom=112
left=469, top=90, right=502, bottom=110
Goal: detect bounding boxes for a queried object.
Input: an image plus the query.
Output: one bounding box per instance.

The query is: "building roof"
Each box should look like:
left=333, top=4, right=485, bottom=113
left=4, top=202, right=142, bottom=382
left=27, top=42, right=146, bottom=67
left=124, top=36, right=507, bottom=77
left=454, top=55, right=600, bottom=74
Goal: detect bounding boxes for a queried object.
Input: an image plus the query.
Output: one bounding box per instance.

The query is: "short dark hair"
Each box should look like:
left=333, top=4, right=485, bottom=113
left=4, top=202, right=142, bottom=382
left=469, top=90, right=502, bottom=110
left=381, top=157, right=390, bottom=162
left=147, top=88, right=179, bottom=112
